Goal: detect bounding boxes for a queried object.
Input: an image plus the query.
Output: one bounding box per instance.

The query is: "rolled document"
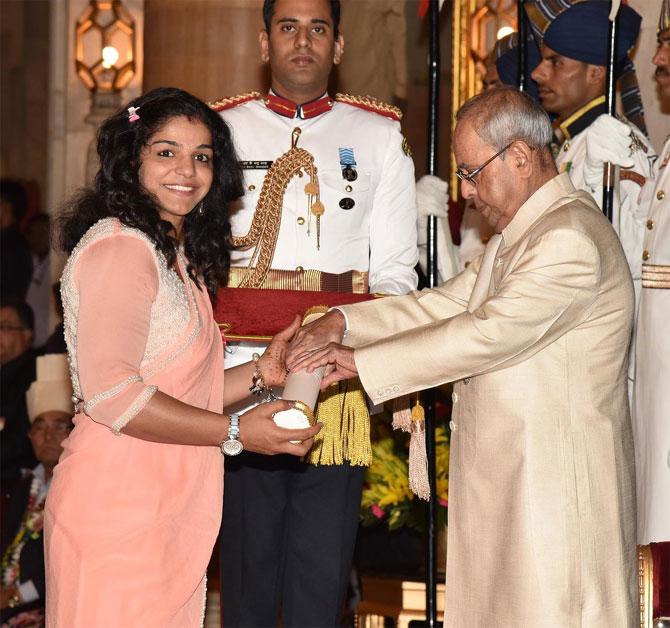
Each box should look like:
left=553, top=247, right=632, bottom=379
left=273, top=308, right=328, bottom=432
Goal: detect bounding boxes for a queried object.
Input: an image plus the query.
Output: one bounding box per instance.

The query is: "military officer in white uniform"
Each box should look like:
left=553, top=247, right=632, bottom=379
left=213, top=1, right=418, bottom=626
left=632, top=2, right=670, bottom=549
left=581, top=1, right=670, bottom=582
left=218, top=92, right=417, bottom=294
left=636, top=135, right=670, bottom=546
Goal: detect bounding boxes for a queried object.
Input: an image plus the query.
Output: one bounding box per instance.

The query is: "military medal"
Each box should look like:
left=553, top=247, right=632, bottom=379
left=339, top=148, right=357, bottom=182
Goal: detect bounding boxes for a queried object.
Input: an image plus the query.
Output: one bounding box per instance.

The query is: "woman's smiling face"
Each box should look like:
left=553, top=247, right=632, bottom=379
left=138, top=115, right=214, bottom=235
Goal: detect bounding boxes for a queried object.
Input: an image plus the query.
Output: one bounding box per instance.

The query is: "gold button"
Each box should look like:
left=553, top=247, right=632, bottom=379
left=248, top=184, right=256, bottom=192
left=642, top=250, right=650, bottom=261
left=296, top=266, right=304, bottom=272
left=647, top=219, right=654, bottom=230
left=563, top=142, right=570, bottom=152
left=345, top=185, right=353, bottom=192
left=297, top=216, right=305, bottom=225
left=657, top=190, right=666, bottom=201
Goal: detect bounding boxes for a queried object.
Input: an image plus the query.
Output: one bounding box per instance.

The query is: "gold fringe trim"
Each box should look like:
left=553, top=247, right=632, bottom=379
left=307, top=378, right=371, bottom=466
left=334, top=93, right=402, bottom=121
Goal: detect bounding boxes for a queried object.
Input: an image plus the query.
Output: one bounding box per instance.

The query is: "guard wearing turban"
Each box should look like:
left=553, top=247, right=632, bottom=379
left=527, top=1, right=656, bottom=373
left=494, top=30, right=542, bottom=102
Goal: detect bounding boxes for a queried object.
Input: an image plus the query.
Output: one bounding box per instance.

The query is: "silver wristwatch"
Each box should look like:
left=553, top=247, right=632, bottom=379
left=221, top=413, right=243, bottom=456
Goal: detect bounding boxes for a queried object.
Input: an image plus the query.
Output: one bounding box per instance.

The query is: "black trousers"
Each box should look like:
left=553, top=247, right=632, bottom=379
left=220, top=452, right=365, bottom=628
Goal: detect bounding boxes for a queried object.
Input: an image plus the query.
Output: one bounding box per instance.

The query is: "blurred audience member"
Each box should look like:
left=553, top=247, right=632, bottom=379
left=25, top=215, right=52, bottom=348
left=1, top=298, right=37, bottom=494
left=1, top=180, right=33, bottom=301
left=1, top=354, right=73, bottom=627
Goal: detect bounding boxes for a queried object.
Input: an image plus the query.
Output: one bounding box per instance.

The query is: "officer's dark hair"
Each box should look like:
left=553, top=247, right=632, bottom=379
left=262, top=0, right=341, bottom=38
left=0, top=179, right=28, bottom=222
left=58, top=87, right=243, bottom=299
left=0, top=295, right=34, bottom=332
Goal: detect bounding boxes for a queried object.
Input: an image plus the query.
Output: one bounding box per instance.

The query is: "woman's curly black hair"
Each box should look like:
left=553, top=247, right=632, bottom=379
left=58, top=87, right=243, bottom=298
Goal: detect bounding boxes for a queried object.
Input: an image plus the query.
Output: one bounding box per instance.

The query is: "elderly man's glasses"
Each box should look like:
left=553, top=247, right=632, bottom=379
left=456, top=142, right=513, bottom=186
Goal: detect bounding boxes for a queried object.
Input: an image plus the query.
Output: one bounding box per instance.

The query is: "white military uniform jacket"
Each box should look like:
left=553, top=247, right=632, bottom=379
left=554, top=99, right=655, bottom=296
left=218, top=93, right=418, bottom=368
left=340, top=174, right=637, bottom=627
left=634, top=137, right=670, bottom=544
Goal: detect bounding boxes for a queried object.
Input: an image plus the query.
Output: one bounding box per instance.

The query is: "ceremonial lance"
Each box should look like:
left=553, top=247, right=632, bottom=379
left=517, top=0, right=528, bottom=92
left=602, top=0, right=621, bottom=222
left=423, top=0, right=441, bottom=626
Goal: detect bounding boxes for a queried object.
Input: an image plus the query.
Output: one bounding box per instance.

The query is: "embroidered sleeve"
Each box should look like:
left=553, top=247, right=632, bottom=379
left=74, top=234, right=160, bottom=432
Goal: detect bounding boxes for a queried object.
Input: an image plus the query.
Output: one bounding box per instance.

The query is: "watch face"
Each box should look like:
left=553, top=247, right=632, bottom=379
left=222, top=439, right=243, bottom=456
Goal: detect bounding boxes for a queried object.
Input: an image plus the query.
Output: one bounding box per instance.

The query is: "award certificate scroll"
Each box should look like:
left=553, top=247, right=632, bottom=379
left=273, top=308, right=328, bottom=433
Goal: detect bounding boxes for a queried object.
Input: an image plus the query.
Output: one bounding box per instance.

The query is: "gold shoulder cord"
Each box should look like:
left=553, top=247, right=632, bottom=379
left=208, top=91, right=261, bottom=111
left=334, top=93, right=403, bottom=120
left=232, top=128, right=324, bottom=288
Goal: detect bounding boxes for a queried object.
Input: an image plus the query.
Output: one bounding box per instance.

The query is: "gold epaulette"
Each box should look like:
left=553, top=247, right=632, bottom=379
left=334, top=93, right=402, bottom=121
left=208, top=91, right=261, bottom=112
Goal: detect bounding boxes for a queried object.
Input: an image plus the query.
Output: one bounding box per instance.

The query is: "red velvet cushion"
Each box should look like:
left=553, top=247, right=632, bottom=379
left=213, top=287, right=378, bottom=341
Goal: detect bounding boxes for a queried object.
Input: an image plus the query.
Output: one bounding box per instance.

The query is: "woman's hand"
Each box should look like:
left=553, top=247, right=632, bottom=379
left=239, top=399, right=321, bottom=456
left=257, top=315, right=301, bottom=388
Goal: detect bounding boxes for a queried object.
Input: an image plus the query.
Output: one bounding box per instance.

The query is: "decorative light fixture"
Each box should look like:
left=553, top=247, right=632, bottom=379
left=75, top=0, right=136, bottom=93
left=75, top=0, right=136, bottom=182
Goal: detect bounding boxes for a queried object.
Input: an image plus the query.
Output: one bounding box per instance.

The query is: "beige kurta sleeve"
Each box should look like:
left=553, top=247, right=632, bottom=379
left=347, top=227, right=602, bottom=402
left=341, top=253, right=481, bottom=348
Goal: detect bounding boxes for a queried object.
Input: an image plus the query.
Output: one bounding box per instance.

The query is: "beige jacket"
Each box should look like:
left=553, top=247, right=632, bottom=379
left=341, top=174, right=637, bottom=627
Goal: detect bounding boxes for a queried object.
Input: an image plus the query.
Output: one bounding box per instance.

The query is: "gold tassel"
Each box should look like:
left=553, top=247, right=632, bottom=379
left=409, top=398, right=430, bottom=501
left=307, top=378, right=371, bottom=466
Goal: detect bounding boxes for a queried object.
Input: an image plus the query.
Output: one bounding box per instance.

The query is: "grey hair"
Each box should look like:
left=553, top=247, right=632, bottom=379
left=456, top=87, right=553, bottom=152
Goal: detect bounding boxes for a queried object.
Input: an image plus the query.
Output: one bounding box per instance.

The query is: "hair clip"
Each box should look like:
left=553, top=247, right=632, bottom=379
left=127, top=106, right=140, bottom=123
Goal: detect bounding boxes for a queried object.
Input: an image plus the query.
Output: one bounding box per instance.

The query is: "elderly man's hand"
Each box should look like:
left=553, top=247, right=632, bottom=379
left=289, top=343, right=358, bottom=388
left=416, top=175, right=449, bottom=218
left=238, top=399, right=321, bottom=456
left=286, top=310, right=346, bottom=370
left=584, top=114, right=635, bottom=190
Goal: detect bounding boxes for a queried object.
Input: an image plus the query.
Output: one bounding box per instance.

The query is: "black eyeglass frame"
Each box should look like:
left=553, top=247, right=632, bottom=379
left=455, top=141, right=514, bottom=186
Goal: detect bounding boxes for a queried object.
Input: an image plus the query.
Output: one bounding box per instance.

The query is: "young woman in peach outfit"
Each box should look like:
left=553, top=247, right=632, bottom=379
left=44, top=87, right=319, bottom=627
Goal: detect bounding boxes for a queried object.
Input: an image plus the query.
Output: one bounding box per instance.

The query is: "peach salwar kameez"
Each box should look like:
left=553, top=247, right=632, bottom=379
left=44, top=218, right=224, bottom=627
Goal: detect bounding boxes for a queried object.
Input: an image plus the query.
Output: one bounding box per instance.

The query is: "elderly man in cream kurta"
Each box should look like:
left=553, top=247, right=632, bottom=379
left=288, top=87, right=637, bottom=627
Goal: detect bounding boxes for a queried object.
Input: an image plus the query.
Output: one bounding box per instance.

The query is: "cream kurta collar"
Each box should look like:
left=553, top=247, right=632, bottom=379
left=502, top=172, right=575, bottom=247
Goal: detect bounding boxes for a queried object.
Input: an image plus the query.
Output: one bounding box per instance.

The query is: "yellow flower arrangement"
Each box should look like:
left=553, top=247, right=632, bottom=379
left=361, top=423, right=450, bottom=531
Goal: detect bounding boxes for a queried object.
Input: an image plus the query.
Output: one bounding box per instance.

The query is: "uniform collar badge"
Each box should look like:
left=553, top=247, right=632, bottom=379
left=265, top=91, right=334, bottom=120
